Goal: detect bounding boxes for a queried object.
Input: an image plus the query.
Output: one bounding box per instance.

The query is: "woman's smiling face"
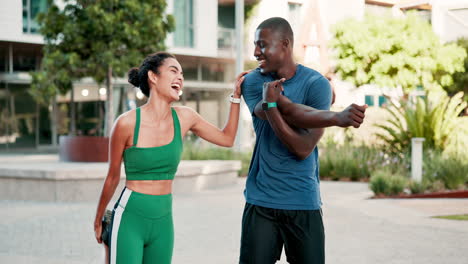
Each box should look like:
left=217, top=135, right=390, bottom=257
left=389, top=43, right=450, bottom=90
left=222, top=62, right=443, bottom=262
left=149, top=58, right=184, bottom=101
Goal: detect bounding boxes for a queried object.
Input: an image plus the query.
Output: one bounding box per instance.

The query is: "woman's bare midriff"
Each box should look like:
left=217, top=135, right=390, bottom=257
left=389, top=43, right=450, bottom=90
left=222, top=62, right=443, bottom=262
left=126, top=180, right=173, bottom=195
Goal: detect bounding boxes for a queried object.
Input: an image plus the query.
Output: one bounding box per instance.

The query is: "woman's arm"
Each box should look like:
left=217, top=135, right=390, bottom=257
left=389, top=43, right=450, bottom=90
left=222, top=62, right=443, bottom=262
left=93, top=116, right=129, bottom=243
left=182, top=71, right=248, bottom=147
left=188, top=102, right=239, bottom=147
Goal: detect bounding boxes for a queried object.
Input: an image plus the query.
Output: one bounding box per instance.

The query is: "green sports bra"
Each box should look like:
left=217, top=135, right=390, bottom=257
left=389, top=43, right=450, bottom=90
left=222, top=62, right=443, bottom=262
left=123, top=108, right=183, bottom=180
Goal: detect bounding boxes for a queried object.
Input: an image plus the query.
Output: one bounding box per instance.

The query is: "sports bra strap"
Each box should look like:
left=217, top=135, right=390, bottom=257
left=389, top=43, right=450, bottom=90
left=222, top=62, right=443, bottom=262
left=133, top=108, right=141, bottom=146
left=171, top=108, right=181, bottom=139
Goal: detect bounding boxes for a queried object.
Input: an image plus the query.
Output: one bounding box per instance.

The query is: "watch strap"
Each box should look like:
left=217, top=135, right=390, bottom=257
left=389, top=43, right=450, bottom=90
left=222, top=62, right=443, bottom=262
left=229, top=94, right=241, bottom=103
left=262, top=101, right=277, bottom=110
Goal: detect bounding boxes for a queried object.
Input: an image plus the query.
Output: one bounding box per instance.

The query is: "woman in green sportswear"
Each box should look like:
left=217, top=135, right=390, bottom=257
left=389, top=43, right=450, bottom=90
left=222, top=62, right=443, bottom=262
left=93, top=52, right=248, bottom=264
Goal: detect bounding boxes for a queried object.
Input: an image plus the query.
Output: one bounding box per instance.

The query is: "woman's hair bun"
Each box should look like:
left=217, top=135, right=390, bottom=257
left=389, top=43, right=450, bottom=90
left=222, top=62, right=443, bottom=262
left=128, top=67, right=140, bottom=87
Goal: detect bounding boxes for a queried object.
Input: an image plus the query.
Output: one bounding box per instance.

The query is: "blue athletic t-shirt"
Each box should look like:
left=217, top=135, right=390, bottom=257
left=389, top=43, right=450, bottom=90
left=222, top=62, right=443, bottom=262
left=242, top=64, right=332, bottom=210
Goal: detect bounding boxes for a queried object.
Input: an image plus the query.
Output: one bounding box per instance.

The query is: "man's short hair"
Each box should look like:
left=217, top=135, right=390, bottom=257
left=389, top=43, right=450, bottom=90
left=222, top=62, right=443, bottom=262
left=257, top=17, right=294, bottom=44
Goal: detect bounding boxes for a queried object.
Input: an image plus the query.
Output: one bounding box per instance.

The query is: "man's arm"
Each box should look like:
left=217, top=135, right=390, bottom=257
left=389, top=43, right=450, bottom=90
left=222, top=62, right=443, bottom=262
left=259, top=79, right=366, bottom=160
left=277, top=95, right=367, bottom=129
left=254, top=100, right=267, bottom=120
left=254, top=97, right=325, bottom=160
left=263, top=105, right=325, bottom=160
left=255, top=90, right=367, bottom=129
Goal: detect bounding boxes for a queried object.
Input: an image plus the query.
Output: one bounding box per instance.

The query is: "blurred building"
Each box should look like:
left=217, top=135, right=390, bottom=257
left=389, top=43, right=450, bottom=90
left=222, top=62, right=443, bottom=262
left=245, top=0, right=364, bottom=74
left=2, top=0, right=466, bottom=150
left=0, top=0, right=248, bottom=150
left=247, top=0, right=468, bottom=110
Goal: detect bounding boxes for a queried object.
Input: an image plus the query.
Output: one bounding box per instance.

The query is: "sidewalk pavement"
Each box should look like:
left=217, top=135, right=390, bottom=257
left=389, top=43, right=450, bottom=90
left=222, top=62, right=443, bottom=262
left=1, top=179, right=467, bottom=264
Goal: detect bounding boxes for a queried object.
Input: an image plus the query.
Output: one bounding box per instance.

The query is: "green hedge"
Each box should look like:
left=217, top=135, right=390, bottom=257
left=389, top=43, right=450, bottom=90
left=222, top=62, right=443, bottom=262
left=369, top=169, right=407, bottom=196
left=423, top=150, right=468, bottom=190
left=181, top=138, right=468, bottom=192
left=319, top=142, right=467, bottom=195
left=319, top=142, right=404, bottom=181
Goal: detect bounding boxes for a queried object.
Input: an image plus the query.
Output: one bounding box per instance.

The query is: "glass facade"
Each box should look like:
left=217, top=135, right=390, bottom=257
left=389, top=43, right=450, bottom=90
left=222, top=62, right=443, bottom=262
left=179, top=61, right=198, bottom=80
left=0, top=84, right=45, bottom=149
left=22, top=0, right=48, bottom=34
left=202, top=63, right=225, bottom=82
left=13, top=46, right=39, bottom=71
left=365, top=95, right=388, bottom=107
left=174, top=0, right=194, bottom=48
left=378, top=95, right=388, bottom=107
left=1, top=43, right=42, bottom=72
left=0, top=43, right=7, bottom=72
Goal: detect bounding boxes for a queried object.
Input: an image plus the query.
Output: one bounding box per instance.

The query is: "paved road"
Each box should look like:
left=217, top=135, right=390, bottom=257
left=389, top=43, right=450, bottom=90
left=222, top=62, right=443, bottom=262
left=1, top=179, right=467, bottom=264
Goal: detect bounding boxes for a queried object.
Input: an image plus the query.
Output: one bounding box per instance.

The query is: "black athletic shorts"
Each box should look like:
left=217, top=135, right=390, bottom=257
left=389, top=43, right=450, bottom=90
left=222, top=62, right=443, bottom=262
left=239, top=203, right=325, bottom=264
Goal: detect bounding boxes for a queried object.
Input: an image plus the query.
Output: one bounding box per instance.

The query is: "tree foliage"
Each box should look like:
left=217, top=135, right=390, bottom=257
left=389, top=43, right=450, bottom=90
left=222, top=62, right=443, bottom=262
left=331, top=12, right=467, bottom=94
left=445, top=38, right=468, bottom=101
left=30, top=0, right=174, bottom=135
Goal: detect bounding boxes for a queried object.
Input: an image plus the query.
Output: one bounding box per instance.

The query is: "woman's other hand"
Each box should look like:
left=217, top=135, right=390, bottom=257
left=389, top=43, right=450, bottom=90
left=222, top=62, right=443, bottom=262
left=94, top=221, right=102, bottom=244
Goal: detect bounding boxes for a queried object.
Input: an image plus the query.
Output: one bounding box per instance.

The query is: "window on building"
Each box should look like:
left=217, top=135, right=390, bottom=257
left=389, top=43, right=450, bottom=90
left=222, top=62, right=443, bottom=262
left=378, top=96, right=387, bottom=107
left=23, top=0, right=48, bottom=34
left=0, top=43, right=7, bottom=72
left=288, top=2, right=302, bottom=32
left=179, top=61, right=198, bottom=81
left=218, top=5, right=235, bottom=29
left=365, top=95, right=374, bottom=107
left=218, top=28, right=235, bottom=50
left=202, top=63, right=225, bottom=82
left=174, top=0, right=194, bottom=48
left=12, top=45, right=41, bottom=72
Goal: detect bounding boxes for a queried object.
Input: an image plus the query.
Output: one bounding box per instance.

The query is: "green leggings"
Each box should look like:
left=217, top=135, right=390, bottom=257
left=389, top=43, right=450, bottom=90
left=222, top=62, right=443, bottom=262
left=109, top=187, right=174, bottom=264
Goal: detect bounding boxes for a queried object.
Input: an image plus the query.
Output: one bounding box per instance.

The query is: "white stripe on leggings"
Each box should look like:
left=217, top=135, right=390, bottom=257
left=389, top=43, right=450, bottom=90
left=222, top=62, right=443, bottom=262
left=110, top=188, right=132, bottom=264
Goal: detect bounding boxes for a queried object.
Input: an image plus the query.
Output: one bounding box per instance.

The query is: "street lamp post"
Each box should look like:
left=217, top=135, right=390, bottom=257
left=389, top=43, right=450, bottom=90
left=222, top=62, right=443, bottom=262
left=411, top=137, right=425, bottom=183
left=235, top=0, right=245, bottom=151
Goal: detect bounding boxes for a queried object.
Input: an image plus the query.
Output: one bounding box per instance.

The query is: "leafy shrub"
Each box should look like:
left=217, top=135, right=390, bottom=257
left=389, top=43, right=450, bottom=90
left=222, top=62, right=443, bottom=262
left=408, top=180, right=429, bottom=194
left=369, top=171, right=391, bottom=195
left=369, top=169, right=408, bottom=196
left=376, top=91, right=467, bottom=155
left=389, top=175, right=407, bottom=195
left=424, top=150, right=468, bottom=190
left=319, top=141, right=410, bottom=182
left=429, top=180, right=446, bottom=193
left=319, top=142, right=385, bottom=181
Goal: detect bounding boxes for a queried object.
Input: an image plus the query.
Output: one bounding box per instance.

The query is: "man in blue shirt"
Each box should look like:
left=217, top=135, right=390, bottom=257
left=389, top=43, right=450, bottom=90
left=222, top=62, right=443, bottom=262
left=240, top=17, right=367, bottom=264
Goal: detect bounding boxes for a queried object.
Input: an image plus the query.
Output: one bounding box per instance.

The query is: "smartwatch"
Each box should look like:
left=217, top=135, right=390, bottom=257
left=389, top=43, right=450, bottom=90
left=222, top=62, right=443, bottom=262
left=262, top=101, right=277, bottom=111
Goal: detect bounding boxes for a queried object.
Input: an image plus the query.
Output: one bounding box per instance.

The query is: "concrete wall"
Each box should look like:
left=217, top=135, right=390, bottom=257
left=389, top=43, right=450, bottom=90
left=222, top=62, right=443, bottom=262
left=432, top=0, right=468, bottom=43
left=320, top=0, right=365, bottom=41
left=0, top=0, right=221, bottom=58
left=0, top=0, right=43, bottom=44
left=0, top=159, right=241, bottom=202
